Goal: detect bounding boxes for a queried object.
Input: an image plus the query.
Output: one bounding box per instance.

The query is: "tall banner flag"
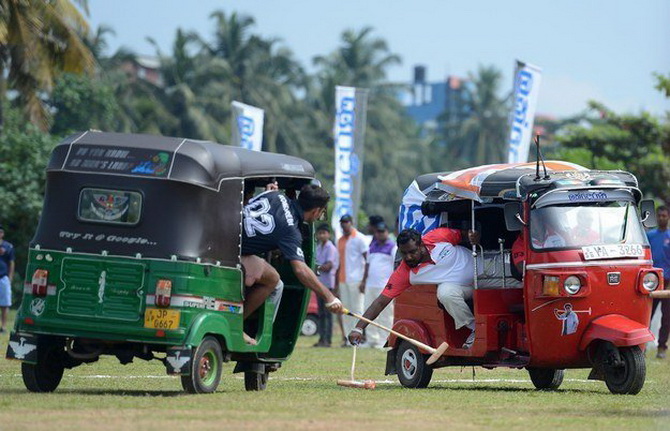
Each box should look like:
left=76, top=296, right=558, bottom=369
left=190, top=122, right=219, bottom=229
left=332, top=86, right=369, bottom=238
left=507, top=61, right=542, bottom=163
left=231, top=101, right=264, bottom=152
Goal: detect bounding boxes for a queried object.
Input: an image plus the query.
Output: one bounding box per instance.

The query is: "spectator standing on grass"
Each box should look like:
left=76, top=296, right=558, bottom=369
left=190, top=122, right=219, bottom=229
left=337, top=214, right=368, bottom=346
left=314, top=224, right=339, bottom=347
left=360, top=222, right=397, bottom=348
left=0, top=225, right=15, bottom=333
left=647, top=205, right=670, bottom=359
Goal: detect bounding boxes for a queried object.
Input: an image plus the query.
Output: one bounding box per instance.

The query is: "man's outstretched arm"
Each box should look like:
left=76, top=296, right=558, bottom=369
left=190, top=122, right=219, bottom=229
left=347, top=294, right=393, bottom=345
left=290, top=260, right=342, bottom=313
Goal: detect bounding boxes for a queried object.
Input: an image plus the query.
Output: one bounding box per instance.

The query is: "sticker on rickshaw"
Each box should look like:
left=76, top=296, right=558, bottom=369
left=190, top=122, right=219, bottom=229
left=144, top=308, right=180, bottom=330
left=582, top=244, right=644, bottom=260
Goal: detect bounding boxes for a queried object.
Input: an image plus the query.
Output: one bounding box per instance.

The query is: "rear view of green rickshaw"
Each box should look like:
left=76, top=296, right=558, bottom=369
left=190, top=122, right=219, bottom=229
left=6, top=131, right=317, bottom=393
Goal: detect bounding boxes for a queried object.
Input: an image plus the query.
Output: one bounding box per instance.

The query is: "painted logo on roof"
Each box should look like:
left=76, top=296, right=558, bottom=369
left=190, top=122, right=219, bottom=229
left=131, top=152, right=170, bottom=176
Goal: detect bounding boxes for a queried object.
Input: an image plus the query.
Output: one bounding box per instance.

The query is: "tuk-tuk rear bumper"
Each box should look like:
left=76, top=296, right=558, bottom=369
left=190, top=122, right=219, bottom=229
left=578, top=314, right=653, bottom=350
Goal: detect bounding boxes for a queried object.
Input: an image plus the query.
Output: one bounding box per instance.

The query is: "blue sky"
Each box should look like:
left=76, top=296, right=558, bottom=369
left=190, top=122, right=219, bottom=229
left=88, top=0, right=669, bottom=118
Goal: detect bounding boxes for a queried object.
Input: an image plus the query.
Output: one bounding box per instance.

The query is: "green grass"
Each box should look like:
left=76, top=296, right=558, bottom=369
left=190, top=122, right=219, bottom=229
left=0, top=310, right=668, bottom=430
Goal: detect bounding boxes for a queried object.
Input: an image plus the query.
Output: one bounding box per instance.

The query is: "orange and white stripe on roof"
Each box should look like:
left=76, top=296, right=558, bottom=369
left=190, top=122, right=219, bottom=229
left=436, top=161, right=587, bottom=202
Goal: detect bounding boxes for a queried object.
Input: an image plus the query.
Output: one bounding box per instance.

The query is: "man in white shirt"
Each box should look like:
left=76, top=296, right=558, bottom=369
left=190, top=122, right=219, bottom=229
left=360, top=222, right=397, bottom=348
left=337, top=214, right=368, bottom=346
left=348, top=227, right=479, bottom=349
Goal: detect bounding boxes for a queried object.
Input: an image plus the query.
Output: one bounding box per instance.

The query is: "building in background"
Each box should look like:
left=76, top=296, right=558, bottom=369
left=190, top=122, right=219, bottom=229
left=397, top=66, right=472, bottom=136
left=120, top=55, right=163, bottom=87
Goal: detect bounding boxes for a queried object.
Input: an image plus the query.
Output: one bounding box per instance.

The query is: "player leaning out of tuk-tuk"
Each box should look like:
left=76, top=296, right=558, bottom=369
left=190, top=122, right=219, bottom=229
left=242, top=184, right=343, bottom=343
left=348, top=226, right=480, bottom=348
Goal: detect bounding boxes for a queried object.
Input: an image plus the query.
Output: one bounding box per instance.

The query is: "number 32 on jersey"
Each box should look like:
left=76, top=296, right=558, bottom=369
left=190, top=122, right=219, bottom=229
left=244, top=198, right=276, bottom=236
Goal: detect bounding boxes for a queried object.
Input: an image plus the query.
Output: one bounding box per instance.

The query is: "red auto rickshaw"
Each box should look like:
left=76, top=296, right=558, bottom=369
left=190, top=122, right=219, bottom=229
left=387, top=162, right=669, bottom=394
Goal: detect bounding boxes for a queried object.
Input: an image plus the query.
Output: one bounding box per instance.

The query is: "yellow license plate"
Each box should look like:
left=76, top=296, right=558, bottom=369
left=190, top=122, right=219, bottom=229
left=144, top=308, right=180, bottom=330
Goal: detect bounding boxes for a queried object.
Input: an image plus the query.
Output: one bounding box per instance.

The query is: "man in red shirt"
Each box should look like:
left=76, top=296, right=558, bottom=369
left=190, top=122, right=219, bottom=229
left=348, top=227, right=479, bottom=349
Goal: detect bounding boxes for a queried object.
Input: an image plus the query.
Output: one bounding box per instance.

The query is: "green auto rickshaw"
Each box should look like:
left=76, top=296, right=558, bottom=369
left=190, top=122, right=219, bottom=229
left=6, top=131, right=319, bottom=393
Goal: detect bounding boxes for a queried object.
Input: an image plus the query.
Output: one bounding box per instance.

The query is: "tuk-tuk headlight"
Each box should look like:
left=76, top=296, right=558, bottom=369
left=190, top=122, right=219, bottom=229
left=642, top=272, right=659, bottom=292
left=564, top=276, right=581, bottom=295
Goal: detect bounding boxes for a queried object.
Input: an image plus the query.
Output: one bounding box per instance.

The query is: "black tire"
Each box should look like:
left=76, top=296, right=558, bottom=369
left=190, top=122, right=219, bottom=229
left=301, top=315, right=319, bottom=337
left=22, top=339, right=66, bottom=393
left=527, top=368, right=565, bottom=390
left=395, top=341, right=433, bottom=388
left=603, top=346, right=646, bottom=395
left=244, top=370, right=269, bottom=391
left=181, top=336, right=223, bottom=394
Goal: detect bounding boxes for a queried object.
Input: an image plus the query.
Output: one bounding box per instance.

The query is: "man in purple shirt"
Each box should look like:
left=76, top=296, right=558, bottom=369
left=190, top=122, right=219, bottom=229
left=314, top=224, right=339, bottom=347
left=648, top=205, right=670, bottom=359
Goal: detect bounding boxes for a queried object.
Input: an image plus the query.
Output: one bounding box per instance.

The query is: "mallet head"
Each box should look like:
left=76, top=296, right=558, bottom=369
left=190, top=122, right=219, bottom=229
left=426, top=342, right=449, bottom=365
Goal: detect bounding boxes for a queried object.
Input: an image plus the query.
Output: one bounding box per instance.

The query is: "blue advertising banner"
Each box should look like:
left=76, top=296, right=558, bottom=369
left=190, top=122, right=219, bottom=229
left=231, top=101, right=264, bottom=152
left=332, top=86, right=369, bottom=237
left=507, top=61, right=542, bottom=163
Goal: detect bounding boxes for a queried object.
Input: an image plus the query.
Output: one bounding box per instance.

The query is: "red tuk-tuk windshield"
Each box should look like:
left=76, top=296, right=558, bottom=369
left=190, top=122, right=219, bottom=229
left=529, top=202, right=649, bottom=250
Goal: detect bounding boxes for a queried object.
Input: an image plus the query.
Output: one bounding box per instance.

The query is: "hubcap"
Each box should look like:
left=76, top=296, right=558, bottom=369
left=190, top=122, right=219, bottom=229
left=401, top=349, right=417, bottom=379
left=198, top=351, right=217, bottom=385
left=302, top=319, right=318, bottom=336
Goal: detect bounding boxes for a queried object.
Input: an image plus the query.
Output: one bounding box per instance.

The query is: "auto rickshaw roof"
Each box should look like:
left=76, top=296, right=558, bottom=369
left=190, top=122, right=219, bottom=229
left=414, top=172, right=448, bottom=191
left=48, top=131, right=316, bottom=190
left=431, top=161, right=588, bottom=202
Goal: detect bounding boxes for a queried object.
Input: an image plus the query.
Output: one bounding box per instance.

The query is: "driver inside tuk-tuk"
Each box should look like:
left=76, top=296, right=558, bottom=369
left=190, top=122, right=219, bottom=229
left=241, top=184, right=343, bottom=344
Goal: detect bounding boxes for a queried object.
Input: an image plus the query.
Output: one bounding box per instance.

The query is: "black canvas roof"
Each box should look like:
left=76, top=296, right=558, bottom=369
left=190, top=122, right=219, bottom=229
left=47, top=131, right=315, bottom=190
left=414, top=172, right=447, bottom=191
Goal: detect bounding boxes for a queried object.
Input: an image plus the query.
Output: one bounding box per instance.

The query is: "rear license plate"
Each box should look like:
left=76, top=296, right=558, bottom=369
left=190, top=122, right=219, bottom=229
left=144, top=308, right=180, bottom=330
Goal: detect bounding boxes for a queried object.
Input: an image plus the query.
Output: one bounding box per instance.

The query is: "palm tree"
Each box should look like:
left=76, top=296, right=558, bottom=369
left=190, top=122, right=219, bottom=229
left=309, top=27, right=424, bottom=223
left=0, top=0, right=95, bottom=130
left=196, top=10, right=307, bottom=152
left=440, top=65, right=509, bottom=166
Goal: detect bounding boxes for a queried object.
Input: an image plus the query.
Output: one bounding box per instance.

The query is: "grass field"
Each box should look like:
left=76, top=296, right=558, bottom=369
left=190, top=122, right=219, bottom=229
left=0, top=311, right=668, bottom=431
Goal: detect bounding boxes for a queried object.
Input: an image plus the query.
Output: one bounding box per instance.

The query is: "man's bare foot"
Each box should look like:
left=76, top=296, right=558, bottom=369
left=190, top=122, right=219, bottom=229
left=243, top=332, right=258, bottom=345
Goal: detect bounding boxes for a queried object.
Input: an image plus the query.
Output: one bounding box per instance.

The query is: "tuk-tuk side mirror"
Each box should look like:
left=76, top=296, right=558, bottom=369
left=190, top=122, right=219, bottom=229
left=504, top=202, right=525, bottom=231
left=640, top=199, right=657, bottom=228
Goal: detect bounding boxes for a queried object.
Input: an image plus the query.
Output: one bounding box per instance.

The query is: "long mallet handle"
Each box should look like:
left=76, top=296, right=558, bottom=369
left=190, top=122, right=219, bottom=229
left=650, top=290, right=670, bottom=299
left=350, top=345, right=357, bottom=381
left=344, top=308, right=448, bottom=365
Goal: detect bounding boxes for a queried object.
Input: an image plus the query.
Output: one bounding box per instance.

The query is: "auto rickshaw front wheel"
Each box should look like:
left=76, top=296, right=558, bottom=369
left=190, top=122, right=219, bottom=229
left=181, top=336, right=223, bottom=394
left=22, top=338, right=66, bottom=393
left=527, top=367, right=564, bottom=390
left=244, top=369, right=269, bottom=391
left=602, top=345, right=646, bottom=395
left=395, top=341, right=433, bottom=388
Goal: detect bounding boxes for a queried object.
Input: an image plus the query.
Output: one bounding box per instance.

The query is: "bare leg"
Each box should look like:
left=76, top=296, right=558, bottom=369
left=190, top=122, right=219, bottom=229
left=243, top=274, right=280, bottom=319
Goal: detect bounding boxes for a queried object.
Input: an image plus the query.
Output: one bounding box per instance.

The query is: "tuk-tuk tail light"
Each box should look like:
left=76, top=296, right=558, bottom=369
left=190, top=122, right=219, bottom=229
left=564, top=275, right=582, bottom=295
left=31, top=269, right=49, bottom=297
left=155, top=279, right=172, bottom=307
left=641, top=272, right=659, bottom=292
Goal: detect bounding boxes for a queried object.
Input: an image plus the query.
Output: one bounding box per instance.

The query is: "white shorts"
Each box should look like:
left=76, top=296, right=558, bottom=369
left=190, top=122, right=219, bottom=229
left=0, top=276, right=11, bottom=307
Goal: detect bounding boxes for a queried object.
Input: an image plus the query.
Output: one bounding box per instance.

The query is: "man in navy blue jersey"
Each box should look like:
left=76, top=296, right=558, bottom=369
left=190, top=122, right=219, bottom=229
left=241, top=185, right=343, bottom=333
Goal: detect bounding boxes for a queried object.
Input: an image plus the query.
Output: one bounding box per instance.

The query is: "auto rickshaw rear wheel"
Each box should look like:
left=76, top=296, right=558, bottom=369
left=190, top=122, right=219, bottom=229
left=181, top=336, right=223, bottom=394
left=395, top=341, right=433, bottom=388
left=602, top=346, right=645, bottom=395
left=527, top=367, right=564, bottom=390
left=244, top=370, right=269, bottom=391
left=22, top=337, right=66, bottom=393
left=301, top=315, right=319, bottom=337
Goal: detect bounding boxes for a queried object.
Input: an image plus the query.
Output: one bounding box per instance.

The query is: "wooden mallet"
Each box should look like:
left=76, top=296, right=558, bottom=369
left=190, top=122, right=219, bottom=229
left=336, top=345, right=376, bottom=389
left=650, top=290, right=670, bottom=299
left=343, top=308, right=449, bottom=365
